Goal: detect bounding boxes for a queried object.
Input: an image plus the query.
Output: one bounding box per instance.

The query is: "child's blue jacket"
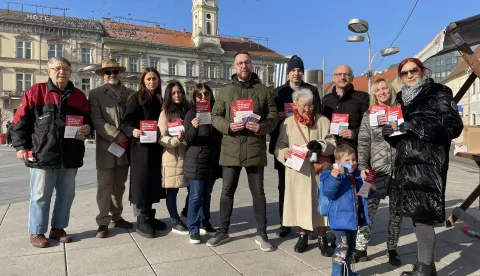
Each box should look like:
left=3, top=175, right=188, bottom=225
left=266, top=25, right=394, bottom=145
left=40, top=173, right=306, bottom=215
left=318, top=169, right=371, bottom=230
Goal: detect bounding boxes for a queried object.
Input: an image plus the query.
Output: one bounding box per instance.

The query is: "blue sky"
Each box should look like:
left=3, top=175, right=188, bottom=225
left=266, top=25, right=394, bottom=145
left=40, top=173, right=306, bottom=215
left=7, top=0, right=478, bottom=78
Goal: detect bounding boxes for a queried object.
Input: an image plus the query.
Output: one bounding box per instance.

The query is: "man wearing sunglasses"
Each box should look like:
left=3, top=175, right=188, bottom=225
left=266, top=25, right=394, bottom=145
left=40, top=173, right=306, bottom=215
left=89, top=58, right=135, bottom=238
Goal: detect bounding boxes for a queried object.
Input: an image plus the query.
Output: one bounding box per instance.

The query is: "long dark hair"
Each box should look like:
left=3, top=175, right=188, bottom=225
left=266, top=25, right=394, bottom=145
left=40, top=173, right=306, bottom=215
left=163, top=80, right=190, bottom=121
left=134, top=67, right=162, bottom=104
left=191, top=82, right=215, bottom=106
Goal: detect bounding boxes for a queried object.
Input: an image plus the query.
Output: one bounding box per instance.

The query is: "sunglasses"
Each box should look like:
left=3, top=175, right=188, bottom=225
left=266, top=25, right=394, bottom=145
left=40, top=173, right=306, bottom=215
left=105, top=70, right=120, bottom=76
left=196, top=91, right=210, bottom=98
left=399, top=67, right=420, bottom=77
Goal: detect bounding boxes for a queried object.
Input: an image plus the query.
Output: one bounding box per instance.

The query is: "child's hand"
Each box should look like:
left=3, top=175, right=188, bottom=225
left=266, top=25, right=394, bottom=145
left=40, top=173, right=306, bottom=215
left=331, top=168, right=340, bottom=178
left=370, top=183, right=377, bottom=191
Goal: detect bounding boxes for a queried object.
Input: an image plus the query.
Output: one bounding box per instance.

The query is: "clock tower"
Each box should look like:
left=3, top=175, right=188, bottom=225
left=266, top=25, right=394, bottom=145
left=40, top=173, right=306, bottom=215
left=192, top=0, right=220, bottom=47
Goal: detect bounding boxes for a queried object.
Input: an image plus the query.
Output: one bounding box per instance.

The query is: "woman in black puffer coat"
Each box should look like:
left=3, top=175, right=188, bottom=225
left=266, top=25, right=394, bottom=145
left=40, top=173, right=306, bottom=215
left=382, top=58, right=463, bottom=276
left=183, top=83, right=222, bottom=243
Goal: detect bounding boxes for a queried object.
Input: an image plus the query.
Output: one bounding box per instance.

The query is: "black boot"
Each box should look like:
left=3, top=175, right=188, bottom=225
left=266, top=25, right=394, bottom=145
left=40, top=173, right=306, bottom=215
left=352, top=249, right=368, bottom=263
left=136, top=214, right=154, bottom=238
left=318, top=236, right=332, bottom=257
left=294, top=234, right=308, bottom=253
left=147, top=209, right=167, bottom=231
left=276, top=226, right=291, bottom=237
left=388, top=250, right=402, bottom=266
left=401, top=262, right=434, bottom=276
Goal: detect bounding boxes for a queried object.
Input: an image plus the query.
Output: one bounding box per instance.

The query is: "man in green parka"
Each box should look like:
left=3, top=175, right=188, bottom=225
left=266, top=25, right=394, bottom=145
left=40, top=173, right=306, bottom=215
left=206, top=51, right=278, bottom=251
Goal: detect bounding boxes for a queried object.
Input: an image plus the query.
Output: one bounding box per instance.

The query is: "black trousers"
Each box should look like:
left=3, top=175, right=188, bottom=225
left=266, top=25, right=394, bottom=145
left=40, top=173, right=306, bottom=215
left=277, top=165, right=286, bottom=225
left=219, top=166, right=267, bottom=235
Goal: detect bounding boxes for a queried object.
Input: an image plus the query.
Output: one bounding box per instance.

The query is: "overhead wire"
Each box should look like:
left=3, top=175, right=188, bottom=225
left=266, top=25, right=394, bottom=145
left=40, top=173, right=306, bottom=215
left=373, top=0, right=419, bottom=70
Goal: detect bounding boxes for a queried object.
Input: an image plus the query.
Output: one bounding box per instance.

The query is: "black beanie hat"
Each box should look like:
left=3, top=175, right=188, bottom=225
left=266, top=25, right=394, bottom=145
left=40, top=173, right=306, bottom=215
left=287, top=55, right=305, bottom=72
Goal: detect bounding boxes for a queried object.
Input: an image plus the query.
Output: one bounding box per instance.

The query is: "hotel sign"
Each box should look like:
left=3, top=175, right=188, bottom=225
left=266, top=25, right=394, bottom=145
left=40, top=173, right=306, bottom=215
left=25, top=14, right=54, bottom=22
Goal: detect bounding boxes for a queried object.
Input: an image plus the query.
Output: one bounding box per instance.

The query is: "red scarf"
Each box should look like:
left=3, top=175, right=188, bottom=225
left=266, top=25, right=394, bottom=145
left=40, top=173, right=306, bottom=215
left=293, top=109, right=316, bottom=128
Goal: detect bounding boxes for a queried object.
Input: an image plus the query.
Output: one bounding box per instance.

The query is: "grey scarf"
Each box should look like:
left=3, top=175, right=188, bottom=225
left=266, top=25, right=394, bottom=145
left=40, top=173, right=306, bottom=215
left=106, top=83, right=124, bottom=99
left=400, top=76, right=429, bottom=106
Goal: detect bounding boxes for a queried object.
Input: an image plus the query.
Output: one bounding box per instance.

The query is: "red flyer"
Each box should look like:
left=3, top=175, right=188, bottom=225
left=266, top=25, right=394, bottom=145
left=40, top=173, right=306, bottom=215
left=330, top=113, right=349, bottom=135
left=388, top=106, right=405, bottom=136
left=235, top=99, right=254, bottom=122
left=231, top=106, right=242, bottom=123
left=64, top=115, right=84, bottom=139
left=369, top=105, right=388, bottom=126
left=166, top=120, right=185, bottom=136
left=284, top=103, right=295, bottom=117
left=285, top=144, right=308, bottom=171
left=140, top=120, right=157, bottom=143
left=196, top=102, right=211, bottom=125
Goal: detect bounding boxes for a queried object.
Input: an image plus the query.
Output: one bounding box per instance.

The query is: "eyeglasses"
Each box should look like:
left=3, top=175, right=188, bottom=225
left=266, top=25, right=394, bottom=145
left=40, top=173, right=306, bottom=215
left=333, top=72, right=351, bottom=78
left=298, top=104, right=314, bottom=111
left=105, top=70, right=120, bottom=76
left=235, top=61, right=252, bottom=67
left=196, top=91, right=210, bottom=99
left=399, top=67, right=421, bottom=78
left=49, top=67, right=71, bottom=72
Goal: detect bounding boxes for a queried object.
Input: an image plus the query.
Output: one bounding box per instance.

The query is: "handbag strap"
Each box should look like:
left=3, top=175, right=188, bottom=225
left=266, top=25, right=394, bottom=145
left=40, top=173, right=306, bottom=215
left=294, top=118, right=309, bottom=144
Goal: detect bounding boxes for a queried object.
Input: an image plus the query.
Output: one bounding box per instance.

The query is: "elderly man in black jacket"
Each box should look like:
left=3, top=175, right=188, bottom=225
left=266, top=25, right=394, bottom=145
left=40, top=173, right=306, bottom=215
left=269, top=55, right=322, bottom=238
left=321, top=65, right=369, bottom=151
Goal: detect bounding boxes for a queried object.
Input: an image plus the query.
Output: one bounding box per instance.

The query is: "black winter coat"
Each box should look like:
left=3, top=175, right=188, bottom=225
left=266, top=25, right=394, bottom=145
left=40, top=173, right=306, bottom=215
left=269, top=81, right=322, bottom=170
left=321, top=85, right=369, bottom=150
left=385, top=78, right=463, bottom=224
left=184, top=105, right=222, bottom=181
left=121, top=94, right=165, bottom=206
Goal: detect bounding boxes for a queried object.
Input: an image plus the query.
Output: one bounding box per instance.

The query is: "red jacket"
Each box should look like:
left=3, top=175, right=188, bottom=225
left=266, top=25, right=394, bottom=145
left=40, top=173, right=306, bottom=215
left=11, top=79, right=91, bottom=169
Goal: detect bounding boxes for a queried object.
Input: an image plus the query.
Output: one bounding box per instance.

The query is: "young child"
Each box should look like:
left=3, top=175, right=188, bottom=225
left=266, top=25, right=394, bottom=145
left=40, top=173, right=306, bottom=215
left=319, top=145, right=374, bottom=276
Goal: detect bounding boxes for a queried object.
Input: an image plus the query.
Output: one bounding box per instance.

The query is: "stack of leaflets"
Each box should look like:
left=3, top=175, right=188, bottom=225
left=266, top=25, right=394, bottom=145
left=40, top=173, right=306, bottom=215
left=196, top=102, right=211, bottom=125
left=140, top=120, right=157, bottom=143
left=64, top=115, right=84, bottom=140
left=234, top=99, right=261, bottom=126
left=330, top=113, right=349, bottom=135
left=284, top=103, right=295, bottom=117
left=285, top=144, right=308, bottom=171
left=369, top=105, right=388, bottom=127
left=388, top=106, right=405, bottom=136
left=166, top=120, right=185, bottom=136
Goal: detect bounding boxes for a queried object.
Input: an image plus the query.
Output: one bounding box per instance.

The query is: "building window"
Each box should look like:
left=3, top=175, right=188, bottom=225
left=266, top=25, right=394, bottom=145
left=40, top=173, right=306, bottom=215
left=81, top=48, right=91, bottom=64
left=452, top=58, right=457, bottom=64
left=81, top=78, right=91, bottom=92
left=268, top=69, right=274, bottom=84
left=16, top=73, right=32, bottom=92
left=130, top=58, right=138, bottom=72
left=16, top=41, right=32, bottom=59
left=169, top=60, right=177, bottom=75
left=150, top=59, right=159, bottom=70
left=186, top=61, right=195, bottom=77
left=204, top=64, right=215, bottom=79
left=441, top=72, right=446, bottom=78
left=113, top=56, right=122, bottom=66
left=435, top=72, right=441, bottom=78
left=127, top=83, right=138, bottom=91
left=186, top=86, right=195, bottom=98
left=223, top=64, right=232, bottom=79
left=206, top=22, right=212, bottom=35
left=48, top=44, right=64, bottom=59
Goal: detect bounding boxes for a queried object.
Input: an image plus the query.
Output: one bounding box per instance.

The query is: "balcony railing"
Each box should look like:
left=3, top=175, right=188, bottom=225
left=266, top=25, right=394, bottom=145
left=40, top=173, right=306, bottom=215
left=2, top=90, right=25, bottom=98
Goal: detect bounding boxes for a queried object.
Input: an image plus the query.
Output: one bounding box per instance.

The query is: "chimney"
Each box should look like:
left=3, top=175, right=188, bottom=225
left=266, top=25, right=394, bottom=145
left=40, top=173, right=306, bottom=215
left=154, top=24, right=161, bottom=29
left=241, top=37, right=249, bottom=42
left=102, top=17, right=111, bottom=23
left=182, top=28, right=186, bottom=33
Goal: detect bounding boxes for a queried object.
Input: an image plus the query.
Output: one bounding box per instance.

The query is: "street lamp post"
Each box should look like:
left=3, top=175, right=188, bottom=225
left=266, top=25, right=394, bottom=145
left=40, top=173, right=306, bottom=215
left=346, top=18, right=400, bottom=94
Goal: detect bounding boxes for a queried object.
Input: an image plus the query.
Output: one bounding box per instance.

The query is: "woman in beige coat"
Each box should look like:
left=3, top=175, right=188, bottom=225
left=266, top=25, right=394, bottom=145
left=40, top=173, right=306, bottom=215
left=275, top=88, right=336, bottom=255
left=158, top=81, right=190, bottom=235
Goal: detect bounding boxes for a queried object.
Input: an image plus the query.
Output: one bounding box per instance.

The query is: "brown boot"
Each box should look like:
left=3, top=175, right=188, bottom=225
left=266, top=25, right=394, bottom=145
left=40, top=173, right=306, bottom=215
left=30, top=234, right=48, bottom=248
left=49, top=228, right=72, bottom=243
left=96, top=225, right=109, bottom=238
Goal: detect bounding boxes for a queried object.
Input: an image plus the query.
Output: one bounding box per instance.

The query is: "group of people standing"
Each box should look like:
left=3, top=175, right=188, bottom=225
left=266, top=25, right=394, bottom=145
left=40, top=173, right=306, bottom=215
left=9, top=51, right=462, bottom=276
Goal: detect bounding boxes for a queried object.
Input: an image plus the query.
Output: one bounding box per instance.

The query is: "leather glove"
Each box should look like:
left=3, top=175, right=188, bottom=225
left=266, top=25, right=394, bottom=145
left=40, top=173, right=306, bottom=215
left=398, top=121, right=423, bottom=139
left=382, top=125, right=394, bottom=137
left=306, top=140, right=322, bottom=155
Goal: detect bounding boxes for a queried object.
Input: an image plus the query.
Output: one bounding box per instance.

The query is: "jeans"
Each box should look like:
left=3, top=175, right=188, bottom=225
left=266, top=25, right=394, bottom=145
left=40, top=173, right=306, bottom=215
left=333, top=230, right=357, bottom=264
left=187, top=178, right=214, bottom=234
left=166, top=188, right=181, bottom=224
left=219, top=166, right=267, bottom=235
left=29, top=166, right=77, bottom=234
left=277, top=165, right=285, bottom=225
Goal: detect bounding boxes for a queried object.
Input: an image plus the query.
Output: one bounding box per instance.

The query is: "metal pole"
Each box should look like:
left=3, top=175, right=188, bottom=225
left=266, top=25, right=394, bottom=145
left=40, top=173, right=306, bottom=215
left=322, top=56, right=326, bottom=97
left=367, top=32, right=371, bottom=94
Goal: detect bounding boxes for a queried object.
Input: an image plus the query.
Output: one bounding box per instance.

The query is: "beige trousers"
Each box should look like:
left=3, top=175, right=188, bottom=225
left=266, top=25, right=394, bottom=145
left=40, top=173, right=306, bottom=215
left=96, top=165, right=129, bottom=226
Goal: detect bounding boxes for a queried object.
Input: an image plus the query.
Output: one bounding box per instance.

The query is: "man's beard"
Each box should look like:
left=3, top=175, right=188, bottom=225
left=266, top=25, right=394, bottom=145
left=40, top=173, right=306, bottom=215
left=108, top=79, right=120, bottom=85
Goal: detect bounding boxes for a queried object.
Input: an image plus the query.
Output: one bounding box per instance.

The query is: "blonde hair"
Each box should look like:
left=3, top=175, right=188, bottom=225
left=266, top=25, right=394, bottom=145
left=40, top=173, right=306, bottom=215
left=334, top=144, right=356, bottom=161
left=369, top=78, right=397, bottom=107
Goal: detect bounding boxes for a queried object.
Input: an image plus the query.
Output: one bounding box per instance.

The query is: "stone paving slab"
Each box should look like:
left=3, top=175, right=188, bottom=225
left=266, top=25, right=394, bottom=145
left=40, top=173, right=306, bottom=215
left=0, top=146, right=479, bottom=275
